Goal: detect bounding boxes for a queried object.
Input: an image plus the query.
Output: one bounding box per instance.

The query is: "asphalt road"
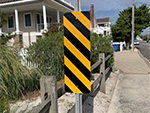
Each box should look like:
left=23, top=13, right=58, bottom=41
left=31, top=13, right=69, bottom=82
left=135, top=41, right=150, bottom=61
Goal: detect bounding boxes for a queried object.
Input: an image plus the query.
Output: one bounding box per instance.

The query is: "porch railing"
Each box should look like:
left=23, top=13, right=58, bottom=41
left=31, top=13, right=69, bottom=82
left=36, top=23, right=62, bottom=32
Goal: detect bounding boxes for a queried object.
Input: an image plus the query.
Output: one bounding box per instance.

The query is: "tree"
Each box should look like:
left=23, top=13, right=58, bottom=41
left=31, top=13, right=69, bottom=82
left=112, top=4, right=150, bottom=48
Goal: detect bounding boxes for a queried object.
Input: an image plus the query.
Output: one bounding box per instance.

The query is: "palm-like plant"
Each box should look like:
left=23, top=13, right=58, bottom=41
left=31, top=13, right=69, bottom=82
left=0, top=43, right=43, bottom=112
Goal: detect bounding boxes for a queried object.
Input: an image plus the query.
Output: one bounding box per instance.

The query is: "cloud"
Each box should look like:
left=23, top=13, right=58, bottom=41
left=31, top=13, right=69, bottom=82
left=141, top=27, right=150, bottom=35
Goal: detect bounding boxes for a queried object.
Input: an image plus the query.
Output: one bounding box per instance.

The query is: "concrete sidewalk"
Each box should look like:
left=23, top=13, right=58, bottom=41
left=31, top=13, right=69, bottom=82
left=114, top=50, right=150, bottom=74
left=108, top=50, right=150, bottom=113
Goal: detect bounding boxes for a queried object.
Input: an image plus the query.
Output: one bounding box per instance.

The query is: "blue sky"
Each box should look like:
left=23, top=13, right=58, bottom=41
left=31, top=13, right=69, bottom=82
left=66, top=0, right=150, bottom=35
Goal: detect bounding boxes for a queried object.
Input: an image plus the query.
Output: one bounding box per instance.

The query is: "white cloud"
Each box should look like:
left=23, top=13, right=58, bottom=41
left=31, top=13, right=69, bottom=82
left=141, top=27, right=150, bottom=35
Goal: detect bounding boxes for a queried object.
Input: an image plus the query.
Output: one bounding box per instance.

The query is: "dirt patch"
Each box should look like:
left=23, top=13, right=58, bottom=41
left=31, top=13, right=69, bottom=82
left=10, top=73, right=118, bottom=113
left=10, top=79, right=64, bottom=113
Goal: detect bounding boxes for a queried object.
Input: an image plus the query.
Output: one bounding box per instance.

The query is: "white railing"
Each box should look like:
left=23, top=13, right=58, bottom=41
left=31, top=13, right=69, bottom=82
left=36, top=23, right=44, bottom=32
left=36, top=23, right=63, bottom=32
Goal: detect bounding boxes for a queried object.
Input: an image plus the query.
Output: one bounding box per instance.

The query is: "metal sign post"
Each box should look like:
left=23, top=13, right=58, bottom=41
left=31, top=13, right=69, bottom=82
left=74, top=1, right=82, bottom=113
left=75, top=94, right=82, bottom=113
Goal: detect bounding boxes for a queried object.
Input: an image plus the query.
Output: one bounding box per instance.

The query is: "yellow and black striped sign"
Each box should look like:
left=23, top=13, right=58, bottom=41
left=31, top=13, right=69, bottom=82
left=64, top=11, right=91, bottom=94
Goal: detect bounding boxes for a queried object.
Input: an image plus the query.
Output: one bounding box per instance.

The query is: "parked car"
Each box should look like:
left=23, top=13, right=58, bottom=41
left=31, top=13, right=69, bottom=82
left=147, top=39, right=150, bottom=43
left=134, top=40, right=140, bottom=45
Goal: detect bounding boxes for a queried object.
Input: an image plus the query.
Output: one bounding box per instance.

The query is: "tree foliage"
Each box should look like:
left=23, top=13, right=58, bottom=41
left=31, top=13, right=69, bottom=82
left=112, top=4, right=150, bottom=44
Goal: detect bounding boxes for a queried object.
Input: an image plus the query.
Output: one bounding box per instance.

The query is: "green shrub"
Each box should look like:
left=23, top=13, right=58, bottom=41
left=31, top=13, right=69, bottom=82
left=91, top=32, right=114, bottom=65
left=27, top=31, right=64, bottom=80
left=27, top=31, right=114, bottom=78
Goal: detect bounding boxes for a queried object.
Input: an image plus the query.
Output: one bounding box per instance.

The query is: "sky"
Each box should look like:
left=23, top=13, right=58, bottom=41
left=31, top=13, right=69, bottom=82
left=66, top=0, right=150, bottom=35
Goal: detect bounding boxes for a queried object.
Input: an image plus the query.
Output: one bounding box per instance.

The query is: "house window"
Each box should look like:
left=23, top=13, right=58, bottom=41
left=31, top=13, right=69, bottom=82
left=36, top=14, right=40, bottom=24
left=24, top=13, right=32, bottom=27
left=47, top=17, right=49, bottom=23
left=8, top=16, right=14, bottom=28
left=41, top=15, right=44, bottom=23
left=104, top=31, right=106, bottom=35
left=49, top=17, right=52, bottom=23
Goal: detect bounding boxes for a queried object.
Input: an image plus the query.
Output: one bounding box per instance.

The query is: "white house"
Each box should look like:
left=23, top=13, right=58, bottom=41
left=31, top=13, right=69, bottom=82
left=93, top=17, right=111, bottom=36
left=0, top=0, right=74, bottom=47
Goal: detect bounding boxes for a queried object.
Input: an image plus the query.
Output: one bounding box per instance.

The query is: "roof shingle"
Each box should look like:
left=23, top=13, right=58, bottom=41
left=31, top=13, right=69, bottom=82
left=97, top=18, right=110, bottom=23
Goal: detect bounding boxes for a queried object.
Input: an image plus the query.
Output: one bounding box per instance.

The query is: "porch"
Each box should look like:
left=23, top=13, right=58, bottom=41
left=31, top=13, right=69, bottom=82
left=0, top=0, right=73, bottom=34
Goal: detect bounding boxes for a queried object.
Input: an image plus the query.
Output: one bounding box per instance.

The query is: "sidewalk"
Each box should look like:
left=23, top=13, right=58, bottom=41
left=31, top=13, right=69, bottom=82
left=108, top=50, right=150, bottom=113
left=114, top=50, right=150, bottom=74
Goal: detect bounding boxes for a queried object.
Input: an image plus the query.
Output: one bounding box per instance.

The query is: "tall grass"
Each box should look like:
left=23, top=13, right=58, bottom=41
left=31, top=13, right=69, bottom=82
left=0, top=44, right=43, bottom=112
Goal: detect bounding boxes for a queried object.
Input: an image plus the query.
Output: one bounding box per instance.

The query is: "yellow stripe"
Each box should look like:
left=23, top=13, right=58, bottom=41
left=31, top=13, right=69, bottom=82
left=63, top=16, right=90, bottom=51
left=64, top=36, right=91, bottom=71
left=71, top=12, right=90, bottom=31
left=64, top=56, right=91, bottom=91
left=65, top=75, right=82, bottom=94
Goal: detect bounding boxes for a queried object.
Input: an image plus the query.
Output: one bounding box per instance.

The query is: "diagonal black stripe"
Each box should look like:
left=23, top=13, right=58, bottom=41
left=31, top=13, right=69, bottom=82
left=82, top=11, right=90, bottom=20
left=65, top=66, right=90, bottom=93
left=65, top=84, right=72, bottom=93
left=64, top=27, right=90, bottom=61
left=65, top=13, right=90, bottom=41
left=65, top=46, right=90, bottom=80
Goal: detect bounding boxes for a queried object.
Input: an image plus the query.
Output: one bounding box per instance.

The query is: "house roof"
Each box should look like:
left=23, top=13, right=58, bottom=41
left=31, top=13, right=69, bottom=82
left=97, top=18, right=110, bottom=23
left=0, top=0, right=74, bottom=11
left=0, top=0, right=21, bottom=4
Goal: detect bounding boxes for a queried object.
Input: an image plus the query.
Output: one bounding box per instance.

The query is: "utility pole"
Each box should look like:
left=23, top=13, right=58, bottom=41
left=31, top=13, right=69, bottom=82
left=74, top=0, right=79, bottom=11
left=131, top=0, right=135, bottom=51
left=79, top=0, right=81, bottom=11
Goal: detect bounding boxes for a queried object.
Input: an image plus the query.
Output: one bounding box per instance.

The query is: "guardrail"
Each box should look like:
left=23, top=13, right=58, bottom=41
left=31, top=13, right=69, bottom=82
left=28, top=53, right=114, bottom=113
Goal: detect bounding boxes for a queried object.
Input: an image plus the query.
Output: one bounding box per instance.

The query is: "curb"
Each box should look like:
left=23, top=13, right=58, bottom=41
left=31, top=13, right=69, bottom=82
left=107, top=71, right=120, bottom=113
left=135, top=48, right=150, bottom=68
left=107, top=73, right=122, bottom=113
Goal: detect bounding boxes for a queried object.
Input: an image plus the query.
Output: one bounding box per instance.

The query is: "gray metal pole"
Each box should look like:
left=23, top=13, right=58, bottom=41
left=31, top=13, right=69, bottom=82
left=74, top=1, right=82, bottom=113
left=131, top=0, right=135, bottom=51
left=74, top=0, right=79, bottom=11
left=79, top=0, right=81, bottom=11
left=75, top=93, right=82, bottom=113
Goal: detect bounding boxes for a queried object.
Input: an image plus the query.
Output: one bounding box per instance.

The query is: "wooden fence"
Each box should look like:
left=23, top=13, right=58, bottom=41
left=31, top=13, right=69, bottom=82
left=29, top=53, right=114, bottom=113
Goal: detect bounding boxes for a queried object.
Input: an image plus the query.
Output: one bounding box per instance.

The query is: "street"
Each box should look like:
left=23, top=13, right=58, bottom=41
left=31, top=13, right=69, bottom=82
left=135, top=41, right=150, bottom=61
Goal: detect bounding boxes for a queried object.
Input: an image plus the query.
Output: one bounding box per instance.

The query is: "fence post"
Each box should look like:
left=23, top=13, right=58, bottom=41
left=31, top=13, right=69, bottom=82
left=99, top=53, right=105, bottom=93
left=40, top=76, right=58, bottom=113
left=49, top=76, right=58, bottom=113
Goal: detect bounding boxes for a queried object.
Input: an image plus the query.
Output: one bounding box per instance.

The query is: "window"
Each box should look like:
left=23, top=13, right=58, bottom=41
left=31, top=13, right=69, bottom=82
left=49, top=17, right=52, bottom=23
left=41, top=15, right=44, bottom=23
left=8, top=16, right=14, bottom=28
left=104, top=31, right=106, bottom=35
left=24, top=13, right=32, bottom=27
left=47, top=17, right=49, bottom=23
left=36, top=14, right=40, bottom=24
